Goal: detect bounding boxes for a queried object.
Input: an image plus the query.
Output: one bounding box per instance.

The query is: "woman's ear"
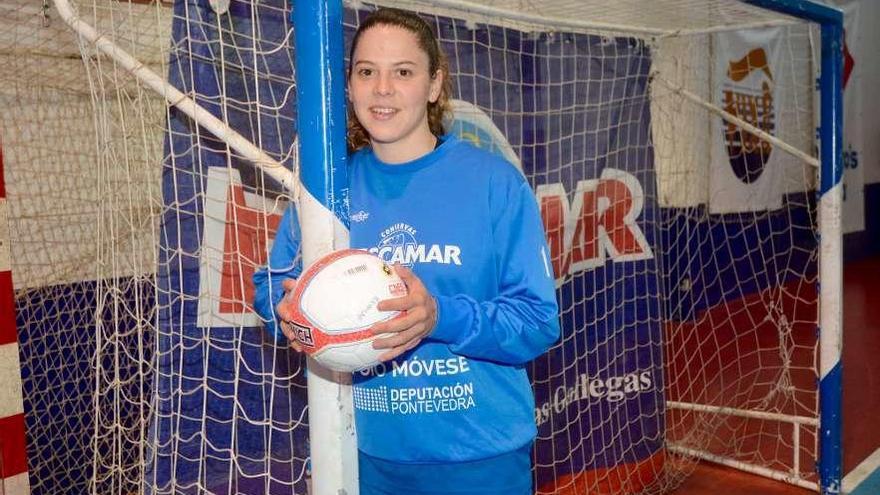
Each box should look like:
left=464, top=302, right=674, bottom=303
left=428, top=69, right=444, bottom=104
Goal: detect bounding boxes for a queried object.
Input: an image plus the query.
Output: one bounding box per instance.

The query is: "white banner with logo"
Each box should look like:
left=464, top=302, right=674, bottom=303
left=709, top=28, right=788, bottom=214
left=838, top=0, right=865, bottom=233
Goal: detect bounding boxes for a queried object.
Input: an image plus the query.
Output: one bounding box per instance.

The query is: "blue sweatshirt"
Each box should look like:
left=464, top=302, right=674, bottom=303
left=253, top=134, right=559, bottom=463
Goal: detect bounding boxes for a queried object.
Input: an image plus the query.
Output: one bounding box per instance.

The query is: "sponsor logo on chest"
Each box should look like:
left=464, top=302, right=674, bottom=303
left=368, top=222, right=462, bottom=267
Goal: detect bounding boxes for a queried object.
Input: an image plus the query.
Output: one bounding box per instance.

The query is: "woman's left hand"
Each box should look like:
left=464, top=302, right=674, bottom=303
left=370, top=265, right=438, bottom=362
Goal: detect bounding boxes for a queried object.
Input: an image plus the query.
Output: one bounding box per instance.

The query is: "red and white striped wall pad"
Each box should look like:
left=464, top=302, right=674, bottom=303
left=0, top=147, right=30, bottom=494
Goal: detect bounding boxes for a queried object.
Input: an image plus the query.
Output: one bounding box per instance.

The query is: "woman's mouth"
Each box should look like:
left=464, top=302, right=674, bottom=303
left=370, top=107, right=397, bottom=119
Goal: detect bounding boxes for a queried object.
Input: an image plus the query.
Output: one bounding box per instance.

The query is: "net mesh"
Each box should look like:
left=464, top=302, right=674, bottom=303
left=0, top=0, right=821, bottom=493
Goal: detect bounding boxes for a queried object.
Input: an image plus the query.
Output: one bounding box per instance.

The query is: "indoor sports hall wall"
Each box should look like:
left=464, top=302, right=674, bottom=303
left=826, top=0, right=880, bottom=260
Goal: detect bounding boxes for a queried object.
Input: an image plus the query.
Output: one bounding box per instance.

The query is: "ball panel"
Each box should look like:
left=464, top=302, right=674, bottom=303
left=314, top=340, right=387, bottom=373
left=299, top=252, right=404, bottom=334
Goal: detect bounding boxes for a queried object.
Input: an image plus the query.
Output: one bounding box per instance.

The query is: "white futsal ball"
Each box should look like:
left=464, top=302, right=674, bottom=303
left=288, top=249, right=407, bottom=372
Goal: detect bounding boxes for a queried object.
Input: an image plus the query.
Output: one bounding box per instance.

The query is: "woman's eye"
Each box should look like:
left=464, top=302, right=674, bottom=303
left=357, top=68, right=373, bottom=77
left=397, top=69, right=412, bottom=77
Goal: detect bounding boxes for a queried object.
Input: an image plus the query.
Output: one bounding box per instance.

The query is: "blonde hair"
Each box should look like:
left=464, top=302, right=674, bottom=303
left=347, top=8, right=453, bottom=151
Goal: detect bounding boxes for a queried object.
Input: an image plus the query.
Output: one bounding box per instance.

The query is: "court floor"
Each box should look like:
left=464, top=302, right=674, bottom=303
left=670, top=257, right=880, bottom=494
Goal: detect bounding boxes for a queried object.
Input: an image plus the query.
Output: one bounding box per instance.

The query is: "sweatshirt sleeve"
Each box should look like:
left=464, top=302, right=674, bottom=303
left=429, top=171, right=560, bottom=365
left=252, top=205, right=303, bottom=342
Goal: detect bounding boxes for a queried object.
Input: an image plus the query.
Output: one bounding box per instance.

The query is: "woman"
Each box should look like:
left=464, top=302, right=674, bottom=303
left=254, top=8, right=559, bottom=494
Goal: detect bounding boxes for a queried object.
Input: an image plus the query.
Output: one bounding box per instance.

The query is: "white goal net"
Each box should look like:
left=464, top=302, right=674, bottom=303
left=0, top=0, right=827, bottom=494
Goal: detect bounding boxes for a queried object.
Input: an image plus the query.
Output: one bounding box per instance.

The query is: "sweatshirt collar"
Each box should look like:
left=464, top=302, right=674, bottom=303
left=363, top=134, right=458, bottom=174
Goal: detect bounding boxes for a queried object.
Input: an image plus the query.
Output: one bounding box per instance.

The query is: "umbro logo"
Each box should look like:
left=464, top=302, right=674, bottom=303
left=351, top=210, right=370, bottom=223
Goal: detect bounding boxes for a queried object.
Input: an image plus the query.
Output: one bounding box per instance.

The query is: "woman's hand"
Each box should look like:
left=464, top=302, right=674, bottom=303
left=276, top=278, right=303, bottom=352
left=371, top=265, right=438, bottom=362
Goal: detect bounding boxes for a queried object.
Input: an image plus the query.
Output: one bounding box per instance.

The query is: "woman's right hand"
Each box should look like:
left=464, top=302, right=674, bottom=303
left=276, top=278, right=303, bottom=352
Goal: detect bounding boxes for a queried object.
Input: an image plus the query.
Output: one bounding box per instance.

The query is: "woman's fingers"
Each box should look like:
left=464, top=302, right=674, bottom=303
left=276, top=278, right=303, bottom=352
left=277, top=279, right=298, bottom=320
left=374, top=323, right=428, bottom=349
left=377, top=333, right=424, bottom=362
left=371, top=308, right=424, bottom=336
left=369, top=265, right=437, bottom=361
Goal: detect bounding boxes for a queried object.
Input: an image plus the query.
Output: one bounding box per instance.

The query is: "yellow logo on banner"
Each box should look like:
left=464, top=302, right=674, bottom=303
left=722, top=48, right=775, bottom=184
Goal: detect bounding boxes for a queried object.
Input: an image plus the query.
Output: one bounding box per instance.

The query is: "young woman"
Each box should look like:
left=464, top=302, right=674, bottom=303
left=253, top=8, right=559, bottom=494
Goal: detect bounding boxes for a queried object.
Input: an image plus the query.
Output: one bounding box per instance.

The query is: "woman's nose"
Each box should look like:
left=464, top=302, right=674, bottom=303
left=374, top=73, right=393, bottom=96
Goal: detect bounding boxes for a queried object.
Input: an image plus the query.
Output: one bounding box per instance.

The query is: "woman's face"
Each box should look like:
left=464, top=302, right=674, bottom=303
left=348, top=24, right=443, bottom=162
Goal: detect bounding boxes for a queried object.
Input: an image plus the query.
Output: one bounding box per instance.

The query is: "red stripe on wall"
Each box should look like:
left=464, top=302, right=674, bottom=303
left=0, top=271, right=16, bottom=346
left=0, top=140, right=11, bottom=347
left=0, top=412, right=28, bottom=478
left=0, top=144, right=6, bottom=198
